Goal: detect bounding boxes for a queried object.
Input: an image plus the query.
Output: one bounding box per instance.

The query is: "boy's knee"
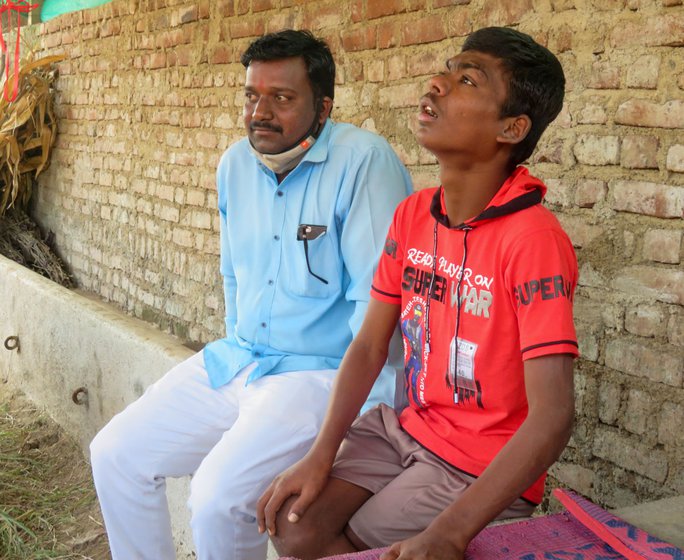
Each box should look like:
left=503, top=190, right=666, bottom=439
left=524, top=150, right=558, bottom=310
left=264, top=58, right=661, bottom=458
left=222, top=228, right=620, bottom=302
left=270, top=505, right=320, bottom=559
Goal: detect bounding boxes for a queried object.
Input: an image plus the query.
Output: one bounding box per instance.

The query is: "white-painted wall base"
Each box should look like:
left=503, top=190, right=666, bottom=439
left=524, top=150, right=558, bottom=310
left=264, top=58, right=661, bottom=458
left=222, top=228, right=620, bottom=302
left=0, top=254, right=194, bottom=558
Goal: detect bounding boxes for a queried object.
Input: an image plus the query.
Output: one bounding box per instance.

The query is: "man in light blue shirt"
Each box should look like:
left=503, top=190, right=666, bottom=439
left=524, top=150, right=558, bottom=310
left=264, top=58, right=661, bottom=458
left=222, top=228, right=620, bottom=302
left=90, top=29, right=412, bottom=560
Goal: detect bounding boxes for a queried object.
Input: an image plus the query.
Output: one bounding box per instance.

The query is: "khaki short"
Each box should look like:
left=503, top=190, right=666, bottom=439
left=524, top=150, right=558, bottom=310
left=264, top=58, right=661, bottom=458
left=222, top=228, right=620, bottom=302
left=330, top=404, right=536, bottom=549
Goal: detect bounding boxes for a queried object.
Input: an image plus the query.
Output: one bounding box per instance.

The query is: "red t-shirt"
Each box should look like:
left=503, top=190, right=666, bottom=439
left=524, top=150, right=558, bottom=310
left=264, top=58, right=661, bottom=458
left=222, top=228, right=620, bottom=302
left=371, top=167, right=578, bottom=503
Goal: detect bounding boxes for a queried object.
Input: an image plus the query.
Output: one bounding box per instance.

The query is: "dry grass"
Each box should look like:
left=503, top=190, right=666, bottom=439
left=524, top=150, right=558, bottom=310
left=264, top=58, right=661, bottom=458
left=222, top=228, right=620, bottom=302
left=0, top=383, right=110, bottom=559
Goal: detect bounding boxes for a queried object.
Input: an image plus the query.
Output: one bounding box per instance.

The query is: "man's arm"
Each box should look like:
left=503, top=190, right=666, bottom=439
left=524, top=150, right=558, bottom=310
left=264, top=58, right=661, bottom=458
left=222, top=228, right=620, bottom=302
left=257, top=298, right=401, bottom=535
left=339, top=145, right=411, bottom=411
left=381, top=354, right=575, bottom=560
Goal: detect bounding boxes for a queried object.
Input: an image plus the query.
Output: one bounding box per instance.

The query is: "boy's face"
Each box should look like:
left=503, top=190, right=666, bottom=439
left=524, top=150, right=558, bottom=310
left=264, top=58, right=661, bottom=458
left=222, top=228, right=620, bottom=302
left=416, top=50, right=511, bottom=159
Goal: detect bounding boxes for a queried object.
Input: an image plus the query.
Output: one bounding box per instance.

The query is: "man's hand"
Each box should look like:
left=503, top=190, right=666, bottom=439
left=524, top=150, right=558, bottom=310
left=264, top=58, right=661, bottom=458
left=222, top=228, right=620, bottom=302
left=256, top=454, right=331, bottom=536
left=380, top=528, right=465, bottom=560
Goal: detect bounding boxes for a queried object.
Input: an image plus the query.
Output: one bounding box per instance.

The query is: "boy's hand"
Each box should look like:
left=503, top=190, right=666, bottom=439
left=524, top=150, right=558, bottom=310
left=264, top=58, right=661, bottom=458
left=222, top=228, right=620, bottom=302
left=379, top=528, right=465, bottom=560
left=256, top=454, right=331, bottom=536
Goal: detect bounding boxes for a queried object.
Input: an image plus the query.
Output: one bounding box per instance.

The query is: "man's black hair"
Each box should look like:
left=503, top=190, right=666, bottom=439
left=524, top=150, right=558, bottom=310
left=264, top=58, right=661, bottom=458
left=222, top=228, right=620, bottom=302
left=462, top=27, right=565, bottom=167
left=241, top=29, right=335, bottom=105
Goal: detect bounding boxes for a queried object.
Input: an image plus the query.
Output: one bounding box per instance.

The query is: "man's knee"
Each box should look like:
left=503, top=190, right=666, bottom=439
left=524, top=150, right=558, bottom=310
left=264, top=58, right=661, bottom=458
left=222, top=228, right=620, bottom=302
left=90, top=421, right=124, bottom=480
left=90, top=414, right=147, bottom=484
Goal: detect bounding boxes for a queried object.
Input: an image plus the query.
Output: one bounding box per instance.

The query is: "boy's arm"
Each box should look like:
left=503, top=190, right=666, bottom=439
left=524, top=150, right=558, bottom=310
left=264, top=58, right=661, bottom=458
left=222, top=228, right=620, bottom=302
left=381, top=354, right=575, bottom=560
left=256, top=298, right=401, bottom=536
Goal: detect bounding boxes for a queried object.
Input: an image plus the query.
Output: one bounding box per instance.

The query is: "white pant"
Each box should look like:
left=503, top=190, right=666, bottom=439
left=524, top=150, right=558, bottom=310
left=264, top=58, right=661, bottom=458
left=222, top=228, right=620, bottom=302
left=90, top=352, right=336, bottom=560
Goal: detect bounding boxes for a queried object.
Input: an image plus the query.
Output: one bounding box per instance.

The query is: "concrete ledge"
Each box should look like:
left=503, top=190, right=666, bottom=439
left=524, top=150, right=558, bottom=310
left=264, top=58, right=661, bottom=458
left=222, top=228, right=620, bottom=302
left=0, top=254, right=196, bottom=558
left=613, top=495, right=684, bottom=548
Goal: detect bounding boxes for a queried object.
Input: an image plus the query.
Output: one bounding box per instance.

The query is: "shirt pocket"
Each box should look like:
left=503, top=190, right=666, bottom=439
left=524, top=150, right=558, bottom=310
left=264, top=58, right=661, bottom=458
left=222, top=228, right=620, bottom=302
left=283, top=229, right=342, bottom=299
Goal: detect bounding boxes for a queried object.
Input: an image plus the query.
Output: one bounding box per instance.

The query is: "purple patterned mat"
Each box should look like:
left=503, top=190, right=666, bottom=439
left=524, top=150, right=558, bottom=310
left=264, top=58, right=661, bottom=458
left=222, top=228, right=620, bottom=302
left=280, top=489, right=682, bottom=560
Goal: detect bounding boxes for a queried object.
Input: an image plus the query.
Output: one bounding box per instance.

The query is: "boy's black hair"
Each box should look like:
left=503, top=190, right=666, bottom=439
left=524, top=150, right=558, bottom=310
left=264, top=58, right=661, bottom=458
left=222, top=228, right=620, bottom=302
left=462, top=27, right=565, bottom=167
left=241, top=29, right=335, bottom=106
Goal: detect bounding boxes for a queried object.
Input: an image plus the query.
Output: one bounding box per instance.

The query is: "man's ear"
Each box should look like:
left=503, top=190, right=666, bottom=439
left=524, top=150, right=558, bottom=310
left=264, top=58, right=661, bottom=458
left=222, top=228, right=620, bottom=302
left=497, top=114, right=532, bottom=145
left=317, top=96, right=333, bottom=124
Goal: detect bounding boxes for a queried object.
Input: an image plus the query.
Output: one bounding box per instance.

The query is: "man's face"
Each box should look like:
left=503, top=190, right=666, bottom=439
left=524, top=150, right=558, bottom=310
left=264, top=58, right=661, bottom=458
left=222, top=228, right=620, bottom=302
left=243, top=57, right=324, bottom=155
left=415, top=50, right=511, bottom=159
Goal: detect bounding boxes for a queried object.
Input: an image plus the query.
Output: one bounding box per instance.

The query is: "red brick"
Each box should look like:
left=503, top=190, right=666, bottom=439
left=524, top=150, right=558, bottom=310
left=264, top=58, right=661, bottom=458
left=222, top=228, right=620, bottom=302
left=402, top=14, right=447, bottom=46
left=228, top=18, right=265, bottom=39
left=177, top=5, right=198, bottom=24
left=303, top=5, right=344, bottom=29
left=265, top=12, right=296, bottom=33
left=433, top=0, right=471, bottom=6
left=99, top=19, right=121, bottom=37
left=378, top=82, right=423, bottom=108
left=611, top=14, right=684, bottom=47
left=669, top=310, right=684, bottom=347
left=574, top=135, right=620, bottom=165
left=198, top=0, right=210, bottom=19
left=666, top=145, right=684, bottom=172
left=551, top=0, right=576, bottom=12
left=377, top=21, right=402, bottom=48
left=351, top=0, right=363, bottom=22
left=367, top=0, right=406, bottom=20
left=253, top=0, right=277, bottom=12
left=621, top=135, right=659, bottom=169
left=218, top=0, right=235, bottom=17
left=44, top=32, right=62, bottom=48
left=611, top=181, right=683, bottom=218
left=557, top=215, right=602, bottom=248
left=625, top=305, right=667, bottom=338
left=613, top=265, right=684, bottom=306
left=167, top=46, right=194, bottom=67
left=143, top=52, right=167, bottom=69
left=576, top=180, right=607, bottom=208
left=209, top=46, right=233, bottom=64
left=157, top=28, right=190, bottom=49
left=576, top=102, right=607, bottom=124
left=195, top=131, right=218, bottom=149
left=236, top=0, right=250, bottom=15
left=341, top=27, right=377, bottom=52
left=605, top=336, right=683, bottom=386
left=615, top=99, right=684, bottom=128
left=447, top=6, right=473, bottom=37
left=586, top=60, right=620, bottom=89
left=480, top=0, right=534, bottom=26
left=643, top=229, right=682, bottom=264
left=406, top=50, right=448, bottom=79
left=625, top=54, right=660, bottom=89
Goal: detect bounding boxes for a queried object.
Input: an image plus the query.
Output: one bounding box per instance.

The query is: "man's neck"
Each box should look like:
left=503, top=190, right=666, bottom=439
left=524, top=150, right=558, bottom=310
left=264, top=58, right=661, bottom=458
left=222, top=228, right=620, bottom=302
left=438, top=158, right=513, bottom=227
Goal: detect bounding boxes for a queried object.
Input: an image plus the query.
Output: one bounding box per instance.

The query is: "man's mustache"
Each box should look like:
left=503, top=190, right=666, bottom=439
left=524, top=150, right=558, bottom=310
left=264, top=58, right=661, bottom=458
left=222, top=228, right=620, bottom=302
left=250, top=121, right=283, bottom=133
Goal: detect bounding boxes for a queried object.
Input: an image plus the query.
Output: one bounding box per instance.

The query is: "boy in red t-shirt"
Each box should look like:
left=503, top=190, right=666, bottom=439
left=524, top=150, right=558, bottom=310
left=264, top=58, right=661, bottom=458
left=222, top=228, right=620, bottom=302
left=257, top=27, right=578, bottom=560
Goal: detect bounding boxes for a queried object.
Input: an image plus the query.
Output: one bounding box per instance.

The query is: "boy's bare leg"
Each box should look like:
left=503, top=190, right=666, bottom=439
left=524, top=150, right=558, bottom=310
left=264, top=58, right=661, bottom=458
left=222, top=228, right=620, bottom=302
left=271, top=477, right=373, bottom=560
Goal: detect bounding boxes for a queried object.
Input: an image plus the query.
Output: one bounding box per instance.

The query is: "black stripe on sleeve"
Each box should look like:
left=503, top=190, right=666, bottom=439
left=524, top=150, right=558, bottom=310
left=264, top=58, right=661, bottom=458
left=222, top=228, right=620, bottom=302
left=521, top=340, right=579, bottom=354
left=371, top=285, right=401, bottom=299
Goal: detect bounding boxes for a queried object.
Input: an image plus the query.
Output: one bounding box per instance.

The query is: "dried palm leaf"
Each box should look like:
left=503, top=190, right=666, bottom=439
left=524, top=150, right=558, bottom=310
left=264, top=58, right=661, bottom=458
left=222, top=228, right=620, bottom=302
left=0, top=53, right=64, bottom=216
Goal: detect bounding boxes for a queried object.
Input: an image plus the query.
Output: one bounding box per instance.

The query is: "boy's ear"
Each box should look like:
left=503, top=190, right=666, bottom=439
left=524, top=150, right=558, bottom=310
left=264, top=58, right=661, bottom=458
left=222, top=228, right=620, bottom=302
left=497, top=114, right=532, bottom=145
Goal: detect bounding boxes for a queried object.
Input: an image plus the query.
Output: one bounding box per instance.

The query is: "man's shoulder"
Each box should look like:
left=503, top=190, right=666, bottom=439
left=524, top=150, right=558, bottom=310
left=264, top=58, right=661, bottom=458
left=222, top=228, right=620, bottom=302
left=223, top=137, right=250, bottom=158
left=326, top=121, right=394, bottom=153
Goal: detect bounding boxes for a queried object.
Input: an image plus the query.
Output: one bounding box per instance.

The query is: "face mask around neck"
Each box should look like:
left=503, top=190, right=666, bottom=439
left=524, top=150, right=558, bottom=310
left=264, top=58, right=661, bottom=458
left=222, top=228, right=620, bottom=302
left=249, top=134, right=317, bottom=175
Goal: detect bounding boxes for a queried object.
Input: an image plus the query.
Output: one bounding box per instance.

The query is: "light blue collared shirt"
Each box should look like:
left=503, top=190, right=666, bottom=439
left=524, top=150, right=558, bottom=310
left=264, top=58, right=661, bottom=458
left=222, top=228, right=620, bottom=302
left=203, top=120, right=412, bottom=411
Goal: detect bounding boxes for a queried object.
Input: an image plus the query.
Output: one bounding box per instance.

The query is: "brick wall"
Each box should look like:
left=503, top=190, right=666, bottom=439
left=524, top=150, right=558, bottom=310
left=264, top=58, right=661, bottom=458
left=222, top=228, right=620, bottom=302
left=19, top=0, right=684, bottom=509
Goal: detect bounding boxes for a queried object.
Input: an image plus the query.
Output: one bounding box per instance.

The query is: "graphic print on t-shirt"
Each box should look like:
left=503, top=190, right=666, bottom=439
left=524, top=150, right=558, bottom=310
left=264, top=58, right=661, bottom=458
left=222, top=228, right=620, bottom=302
left=400, top=298, right=426, bottom=406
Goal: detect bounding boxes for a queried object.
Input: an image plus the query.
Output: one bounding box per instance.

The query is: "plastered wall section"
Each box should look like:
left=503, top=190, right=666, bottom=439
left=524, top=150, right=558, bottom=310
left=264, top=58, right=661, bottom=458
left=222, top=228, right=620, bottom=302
left=0, top=254, right=196, bottom=558
left=10, top=0, right=684, bottom=510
